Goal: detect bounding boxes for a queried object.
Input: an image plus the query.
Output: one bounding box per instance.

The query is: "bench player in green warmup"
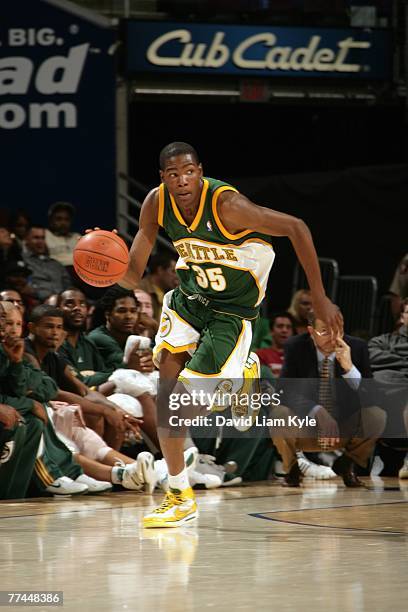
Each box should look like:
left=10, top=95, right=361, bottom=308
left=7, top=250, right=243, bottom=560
left=119, top=142, right=342, bottom=528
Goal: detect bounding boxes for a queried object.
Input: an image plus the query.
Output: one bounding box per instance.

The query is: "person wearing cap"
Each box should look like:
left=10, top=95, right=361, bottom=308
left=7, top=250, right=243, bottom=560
left=45, top=201, right=81, bottom=267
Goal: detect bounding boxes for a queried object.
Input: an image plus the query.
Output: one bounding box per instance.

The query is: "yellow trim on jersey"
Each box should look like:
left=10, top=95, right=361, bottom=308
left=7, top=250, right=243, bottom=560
left=153, top=341, right=197, bottom=358
left=212, top=186, right=252, bottom=241
left=169, top=178, right=209, bottom=231
left=169, top=193, right=187, bottom=226
left=158, top=183, right=165, bottom=227
left=190, top=179, right=209, bottom=231
left=182, top=320, right=246, bottom=377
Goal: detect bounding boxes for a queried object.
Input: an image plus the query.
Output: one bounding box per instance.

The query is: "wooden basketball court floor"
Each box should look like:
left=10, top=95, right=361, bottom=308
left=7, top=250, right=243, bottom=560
left=1, top=478, right=407, bottom=612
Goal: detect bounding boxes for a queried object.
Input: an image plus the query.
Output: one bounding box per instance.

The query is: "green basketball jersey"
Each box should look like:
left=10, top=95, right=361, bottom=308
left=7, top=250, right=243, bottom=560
left=158, top=177, right=275, bottom=316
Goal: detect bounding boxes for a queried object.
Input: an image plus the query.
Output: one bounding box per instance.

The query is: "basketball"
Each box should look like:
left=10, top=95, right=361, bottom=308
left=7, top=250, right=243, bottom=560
left=73, top=230, right=129, bottom=287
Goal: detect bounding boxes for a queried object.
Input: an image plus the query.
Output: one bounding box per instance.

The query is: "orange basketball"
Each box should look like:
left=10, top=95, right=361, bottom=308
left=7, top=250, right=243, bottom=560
left=73, top=230, right=129, bottom=287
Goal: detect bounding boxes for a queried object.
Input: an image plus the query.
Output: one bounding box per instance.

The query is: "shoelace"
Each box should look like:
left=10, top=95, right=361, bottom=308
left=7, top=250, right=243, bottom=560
left=154, top=491, right=184, bottom=514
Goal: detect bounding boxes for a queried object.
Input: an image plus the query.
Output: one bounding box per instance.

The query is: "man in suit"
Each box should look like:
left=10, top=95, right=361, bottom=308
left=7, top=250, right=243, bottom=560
left=271, top=310, right=385, bottom=487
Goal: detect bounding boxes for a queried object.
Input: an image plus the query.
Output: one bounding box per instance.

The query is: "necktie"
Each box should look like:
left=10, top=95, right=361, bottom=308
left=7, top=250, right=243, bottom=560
left=318, top=357, right=333, bottom=450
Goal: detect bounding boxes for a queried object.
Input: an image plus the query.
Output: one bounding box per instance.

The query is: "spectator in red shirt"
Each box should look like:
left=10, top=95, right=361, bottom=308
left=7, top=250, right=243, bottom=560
left=256, top=311, right=295, bottom=378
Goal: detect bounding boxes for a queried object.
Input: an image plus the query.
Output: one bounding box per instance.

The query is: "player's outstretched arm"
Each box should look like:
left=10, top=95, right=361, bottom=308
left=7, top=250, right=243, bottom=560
left=118, top=189, right=159, bottom=289
left=218, top=191, right=342, bottom=335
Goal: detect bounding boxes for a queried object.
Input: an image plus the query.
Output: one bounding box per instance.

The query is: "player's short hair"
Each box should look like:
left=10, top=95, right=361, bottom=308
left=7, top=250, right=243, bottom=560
left=159, top=142, right=200, bottom=170
left=30, top=305, right=64, bottom=324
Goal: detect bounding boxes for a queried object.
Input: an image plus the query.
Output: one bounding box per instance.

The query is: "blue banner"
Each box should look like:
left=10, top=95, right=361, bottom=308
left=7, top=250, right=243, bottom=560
left=0, top=0, right=117, bottom=231
left=126, top=21, right=392, bottom=79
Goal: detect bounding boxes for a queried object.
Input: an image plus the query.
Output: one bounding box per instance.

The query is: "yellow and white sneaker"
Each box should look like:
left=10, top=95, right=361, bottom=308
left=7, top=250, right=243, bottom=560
left=142, top=487, right=198, bottom=528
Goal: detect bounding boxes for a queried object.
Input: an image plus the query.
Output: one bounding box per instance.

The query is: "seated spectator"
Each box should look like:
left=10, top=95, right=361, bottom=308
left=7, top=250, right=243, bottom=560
left=0, top=226, right=22, bottom=263
left=0, top=289, right=28, bottom=336
left=368, top=298, right=408, bottom=478
left=389, top=253, right=408, bottom=318
left=257, top=311, right=295, bottom=378
left=138, top=254, right=178, bottom=322
left=287, top=288, right=313, bottom=334
left=1, top=300, right=23, bottom=338
left=22, top=226, right=71, bottom=301
left=256, top=310, right=335, bottom=480
left=134, top=289, right=159, bottom=338
left=87, top=288, right=159, bottom=449
left=8, top=210, right=31, bottom=250
left=6, top=301, right=152, bottom=495
left=48, top=400, right=158, bottom=492
left=2, top=260, right=39, bottom=313
left=45, top=201, right=81, bottom=267
left=0, top=289, right=25, bottom=316
left=0, top=301, right=43, bottom=500
left=24, top=303, right=141, bottom=451
left=0, top=227, right=22, bottom=289
left=0, top=302, right=91, bottom=497
left=271, top=309, right=386, bottom=487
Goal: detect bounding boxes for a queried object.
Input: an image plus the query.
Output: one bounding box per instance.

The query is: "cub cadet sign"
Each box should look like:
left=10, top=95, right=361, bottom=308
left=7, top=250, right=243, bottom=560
left=126, top=22, right=390, bottom=79
left=147, top=29, right=369, bottom=72
left=0, top=28, right=89, bottom=129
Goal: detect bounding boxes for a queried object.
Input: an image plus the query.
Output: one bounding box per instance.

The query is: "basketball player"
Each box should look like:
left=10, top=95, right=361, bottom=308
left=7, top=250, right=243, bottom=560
left=119, top=142, right=342, bottom=528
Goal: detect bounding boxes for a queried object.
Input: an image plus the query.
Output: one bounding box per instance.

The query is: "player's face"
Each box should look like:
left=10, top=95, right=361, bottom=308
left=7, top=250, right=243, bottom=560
left=60, top=290, right=88, bottom=330
left=160, top=154, right=203, bottom=211
left=271, top=317, right=293, bottom=348
left=107, top=297, right=140, bottom=334
left=32, top=317, right=65, bottom=349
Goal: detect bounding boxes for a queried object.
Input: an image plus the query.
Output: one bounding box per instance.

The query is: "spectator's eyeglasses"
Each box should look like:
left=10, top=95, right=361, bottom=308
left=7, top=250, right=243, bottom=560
left=2, top=298, right=23, bottom=306
left=314, top=329, right=330, bottom=337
